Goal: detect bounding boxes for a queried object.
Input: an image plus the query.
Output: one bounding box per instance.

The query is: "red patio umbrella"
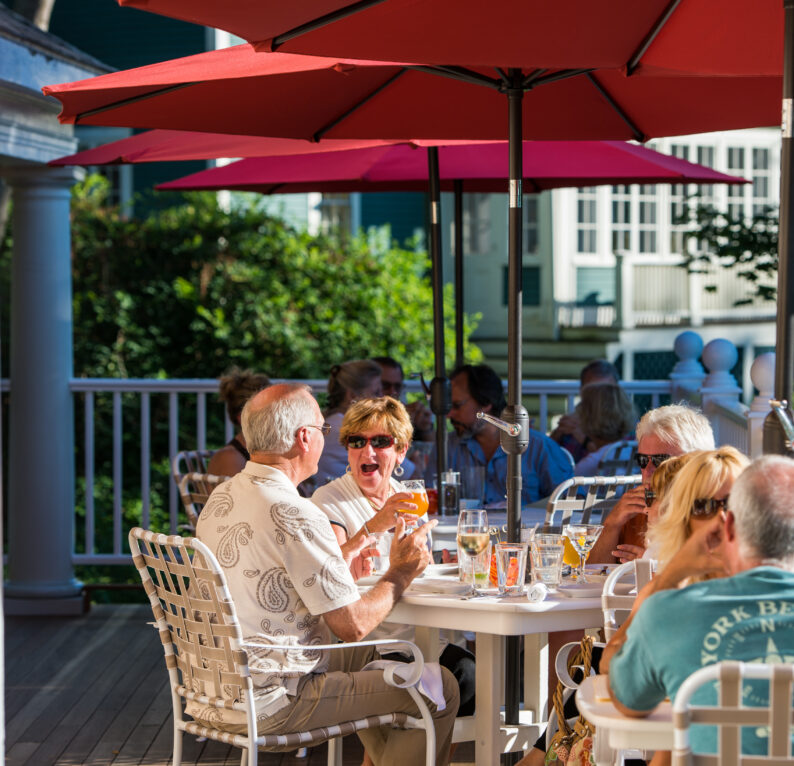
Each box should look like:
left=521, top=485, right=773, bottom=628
left=115, top=0, right=782, bottom=76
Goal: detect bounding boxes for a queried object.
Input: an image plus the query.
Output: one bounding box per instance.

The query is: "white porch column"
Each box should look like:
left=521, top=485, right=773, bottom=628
left=4, top=165, right=82, bottom=615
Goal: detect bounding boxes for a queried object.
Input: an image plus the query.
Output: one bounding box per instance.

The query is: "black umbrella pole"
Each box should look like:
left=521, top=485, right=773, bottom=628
left=427, top=147, right=451, bottom=501
left=764, top=0, right=794, bottom=454
left=454, top=179, right=464, bottom=369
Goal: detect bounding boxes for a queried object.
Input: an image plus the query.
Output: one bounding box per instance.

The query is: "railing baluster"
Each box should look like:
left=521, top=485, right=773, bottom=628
left=84, top=391, right=95, bottom=556
left=197, top=391, right=206, bottom=450
left=169, top=392, right=178, bottom=534
left=141, top=392, right=150, bottom=530
left=112, top=391, right=122, bottom=556
left=538, top=394, right=548, bottom=433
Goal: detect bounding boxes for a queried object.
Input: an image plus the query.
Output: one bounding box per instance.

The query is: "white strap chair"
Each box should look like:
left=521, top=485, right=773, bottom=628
left=673, top=661, right=794, bottom=766
left=129, top=527, right=436, bottom=766
left=177, top=471, right=231, bottom=529
left=172, top=449, right=216, bottom=484
left=601, top=558, right=656, bottom=639
left=544, top=475, right=642, bottom=532
left=596, top=440, right=639, bottom=477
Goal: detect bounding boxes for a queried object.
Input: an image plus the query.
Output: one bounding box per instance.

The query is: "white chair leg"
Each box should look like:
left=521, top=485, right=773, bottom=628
left=295, top=746, right=309, bottom=758
left=239, top=747, right=247, bottom=766
left=327, top=736, right=343, bottom=766
left=172, top=725, right=183, bottom=766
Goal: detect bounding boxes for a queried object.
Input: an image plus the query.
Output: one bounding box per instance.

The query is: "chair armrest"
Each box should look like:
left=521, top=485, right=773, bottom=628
left=554, top=640, right=606, bottom=689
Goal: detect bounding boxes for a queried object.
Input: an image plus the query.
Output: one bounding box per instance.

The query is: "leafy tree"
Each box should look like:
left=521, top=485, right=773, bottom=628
left=677, top=202, right=778, bottom=305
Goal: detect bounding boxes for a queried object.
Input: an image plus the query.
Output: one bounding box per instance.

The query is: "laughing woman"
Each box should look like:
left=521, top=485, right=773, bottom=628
left=312, top=396, right=476, bottom=719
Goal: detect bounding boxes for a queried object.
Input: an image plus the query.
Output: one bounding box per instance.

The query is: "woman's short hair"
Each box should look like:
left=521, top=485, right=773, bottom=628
left=578, top=383, right=636, bottom=444
left=338, top=396, right=413, bottom=452
left=648, top=446, right=749, bottom=568
left=325, top=359, right=383, bottom=414
left=635, top=403, right=715, bottom=453
left=218, top=367, right=271, bottom=424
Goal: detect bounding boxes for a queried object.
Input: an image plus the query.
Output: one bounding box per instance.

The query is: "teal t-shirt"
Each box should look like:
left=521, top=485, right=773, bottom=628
left=609, top=567, right=794, bottom=754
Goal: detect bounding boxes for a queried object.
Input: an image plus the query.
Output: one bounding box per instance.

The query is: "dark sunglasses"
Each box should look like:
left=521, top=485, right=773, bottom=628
left=636, top=453, right=672, bottom=470
left=691, top=497, right=729, bottom=518
left=644, top=488, right=656, bottom=508
left=346, top=434, right=395, bottom=450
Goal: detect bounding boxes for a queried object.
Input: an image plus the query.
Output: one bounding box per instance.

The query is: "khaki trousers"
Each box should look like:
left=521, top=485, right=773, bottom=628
left=258, top=645, right=459, bottom=766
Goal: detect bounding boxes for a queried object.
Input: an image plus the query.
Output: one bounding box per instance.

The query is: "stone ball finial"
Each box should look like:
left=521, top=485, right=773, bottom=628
left=750, top=352, right=775, bottom=398
left=702, top=338, right=738, bottom=374
left=674, top=330, right=704, bottom=363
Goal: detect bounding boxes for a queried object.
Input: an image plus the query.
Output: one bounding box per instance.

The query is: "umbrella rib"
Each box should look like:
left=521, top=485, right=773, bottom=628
left=585, top=73, right=646, bottom=142
left=522, top=69, right=548, bottom=88
left=74, top=82, right=199, bottom=123
left=270, top=0, right=388, bottom=50
left=407, top=65, right=503, bottom=90
left=625, top=0, right=683, bottom=75
left=312, top=69, right=407, bottom=140
left=528, top=68, right=592, bottom=89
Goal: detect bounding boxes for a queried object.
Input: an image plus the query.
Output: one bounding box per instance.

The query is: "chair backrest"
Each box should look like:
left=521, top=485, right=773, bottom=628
left=178, top=472, right=231, bottom=528
left=596, top=440, right=638, bottom=477
left=672, top=661, right=794, bottom=766
left=128, top=527, right=257, bottom=735
left=544, top=474, right=642, bottom=531
left=601, top=558, right=655, bottom=639
left=172, top=449, right=217, bottom=484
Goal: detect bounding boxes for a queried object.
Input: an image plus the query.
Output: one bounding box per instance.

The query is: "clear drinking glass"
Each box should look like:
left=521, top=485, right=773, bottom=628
left=530, top=533, right=565, bottom=586
left=494, top=542, right=528, bottom=595
left=457, top=509, right=489, bottom=586
left=562, top=524, right=603, bottom=582
left=401, top=479, right=429, bottom=516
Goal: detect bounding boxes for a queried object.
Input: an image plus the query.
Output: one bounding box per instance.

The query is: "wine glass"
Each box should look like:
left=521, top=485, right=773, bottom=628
left=562, top=524, right=603, bottom=582
left=457, top=509, right=490, bottom=587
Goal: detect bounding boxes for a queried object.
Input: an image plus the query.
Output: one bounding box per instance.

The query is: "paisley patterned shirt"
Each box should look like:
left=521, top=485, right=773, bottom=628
left=196, top=461, right=360, bottom=712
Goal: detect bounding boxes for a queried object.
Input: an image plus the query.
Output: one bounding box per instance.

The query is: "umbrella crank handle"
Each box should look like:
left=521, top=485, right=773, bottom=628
left=477, top=411, right=521, bottom=437
left=770, top=399, right=794, bottom=451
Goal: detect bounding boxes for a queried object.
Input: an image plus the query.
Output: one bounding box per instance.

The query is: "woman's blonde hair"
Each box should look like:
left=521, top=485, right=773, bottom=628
left=338, top=396, right=413, bottom=452
left=648, top=446, right=749, bottom=568
left=649, top=453, right=693, bottom=503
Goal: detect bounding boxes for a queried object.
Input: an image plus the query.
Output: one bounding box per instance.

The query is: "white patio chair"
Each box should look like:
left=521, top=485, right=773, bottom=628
left=129, top=527, right=436, bottom=766
left=172, top=448, right=216, bottom=485
left=601, top=558, right=655, bottom=640
left=672, top=661, right=794, bottom=766
left=177, top=471, right=231, bottom=529
left=596, top=440, right=638, bottom=477
left=543, top=475, right=642, bottom=532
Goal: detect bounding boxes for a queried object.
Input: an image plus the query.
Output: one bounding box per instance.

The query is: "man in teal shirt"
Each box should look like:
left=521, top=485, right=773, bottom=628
left=603, top=455, right=794, bottom=755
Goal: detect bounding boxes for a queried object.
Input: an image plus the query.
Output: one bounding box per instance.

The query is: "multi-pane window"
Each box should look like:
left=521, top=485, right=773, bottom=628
left=638, top=185, right=657, bottom=253
left=611, top=185, right=631, bottom=252
left=727, top=146, right=745, bottom=220
left=577, top=187, right=598, bottom=253
left=523, top=194, right=539, bottom=254
left=752, top=148, right=772, bottom=217
left=696, top=146, right=715, bottom=204
left=669, top=144, right=690, bottom=254
left=463, top=193, right=492, bottom=254
left=318, top=193, right=352, bottom=235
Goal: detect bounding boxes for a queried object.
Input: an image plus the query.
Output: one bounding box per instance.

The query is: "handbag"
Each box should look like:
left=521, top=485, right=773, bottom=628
left=544, top=635, right=596, bottom=766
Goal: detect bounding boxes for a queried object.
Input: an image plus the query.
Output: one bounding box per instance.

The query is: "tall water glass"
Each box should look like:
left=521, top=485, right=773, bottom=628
left=530, top=533, right=565, bottom=587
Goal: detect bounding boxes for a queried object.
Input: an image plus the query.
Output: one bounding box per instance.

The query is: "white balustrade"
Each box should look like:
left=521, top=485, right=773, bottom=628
left=748, top=352, right=776, bottom=458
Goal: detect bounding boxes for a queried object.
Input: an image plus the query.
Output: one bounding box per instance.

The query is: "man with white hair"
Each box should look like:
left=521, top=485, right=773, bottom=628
left=603, top=455, right=794, bottom=754
left=196, top=383, right=459, bottom=765
left=590, top=403, right=715, bottom=563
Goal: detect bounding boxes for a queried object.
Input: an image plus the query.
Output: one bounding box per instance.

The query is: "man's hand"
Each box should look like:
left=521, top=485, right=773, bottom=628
left=550, top=413, right=584, bottom=445
left=612, top=543, right=645, bottom=563
left=387, top=516, right=435, bottom=580
left=605, top=487, right=647, bottom=529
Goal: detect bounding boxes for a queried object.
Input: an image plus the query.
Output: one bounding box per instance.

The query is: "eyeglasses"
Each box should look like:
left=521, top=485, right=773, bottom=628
left=691, top=497, right=729, bottom=518
left=345, top=434, right=395, bottom=450
left=636, top=453, right=672, bottom=470
left=381, top=382, right=404, bottom=397
left=644, top=488, right=656, bottom=508
left=302, top=423, right=332, bottom=436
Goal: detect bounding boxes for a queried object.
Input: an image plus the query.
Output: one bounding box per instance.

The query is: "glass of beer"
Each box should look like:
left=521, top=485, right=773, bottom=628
left=401, top=479, right=429, bottom=516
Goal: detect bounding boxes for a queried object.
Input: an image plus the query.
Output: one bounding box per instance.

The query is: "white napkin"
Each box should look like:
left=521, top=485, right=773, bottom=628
left=362, top=659, right=446, bottom=711
left=407, top=577, right=472, bottom=595
left=526, top=582, right=549, bottom=603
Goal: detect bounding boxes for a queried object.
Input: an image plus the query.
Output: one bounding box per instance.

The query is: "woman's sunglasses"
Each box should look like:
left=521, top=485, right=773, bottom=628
left=345, top=434, right=395, bottom=450
left=636, top=453, right=672, bottom=470
left=691, top=497, right=729, bottom=518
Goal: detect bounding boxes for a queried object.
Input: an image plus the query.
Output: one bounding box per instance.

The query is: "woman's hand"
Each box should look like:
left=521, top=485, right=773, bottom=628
left=367, top=491, right=421, bottom=533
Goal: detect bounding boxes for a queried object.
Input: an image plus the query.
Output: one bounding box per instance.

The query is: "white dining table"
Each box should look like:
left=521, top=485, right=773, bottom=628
left=375, top=581, right=604, bottom=765
left=576, top=674, right=674, bottom=766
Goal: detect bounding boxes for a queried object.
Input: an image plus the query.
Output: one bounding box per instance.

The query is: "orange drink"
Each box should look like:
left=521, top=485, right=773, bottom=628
left=562, top=536, right=580, bottom=567
left=401, top=480, right=428, bottom=516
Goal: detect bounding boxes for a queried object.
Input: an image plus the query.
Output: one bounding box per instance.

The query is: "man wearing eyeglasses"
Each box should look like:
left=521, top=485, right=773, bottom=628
left=196, top=383, right=459, bottom=765
left=589, top=404, right=714, bottom=564
left=603, top=455, right=794, bottom=756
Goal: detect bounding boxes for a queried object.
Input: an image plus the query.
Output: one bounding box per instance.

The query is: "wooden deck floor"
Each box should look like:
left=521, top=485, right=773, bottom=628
left=5, top=604, right=475, bottom=766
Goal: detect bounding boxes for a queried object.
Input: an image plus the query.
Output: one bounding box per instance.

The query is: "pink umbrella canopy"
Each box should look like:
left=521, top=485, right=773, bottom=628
left=115, top=0, right=782, bottom=76
left=49, top=130, right=393, bottom=166
left=155, top=140, right=747, bottom=194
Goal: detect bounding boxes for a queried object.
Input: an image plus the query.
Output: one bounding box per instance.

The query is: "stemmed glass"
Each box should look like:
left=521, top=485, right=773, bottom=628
left=457, top=509, right=490, bottom=587
left=562, top=524, right=603, bottom=582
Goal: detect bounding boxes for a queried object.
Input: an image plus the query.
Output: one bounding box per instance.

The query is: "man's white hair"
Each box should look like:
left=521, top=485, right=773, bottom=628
left=241, top=383, right=316, bottom=455
left=635, top=403, right=714, bottom=452
left=729, top=454, right=794, bottom=564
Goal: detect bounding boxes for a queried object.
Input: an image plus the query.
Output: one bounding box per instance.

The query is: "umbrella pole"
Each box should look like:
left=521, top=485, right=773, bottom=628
left=764, top=0, right=794, bottom=454
left=454, top=179, right=464, bottom=369
left=503, top=70, right=531, bottom=759
left=427, top=147, right=451, bottom=503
